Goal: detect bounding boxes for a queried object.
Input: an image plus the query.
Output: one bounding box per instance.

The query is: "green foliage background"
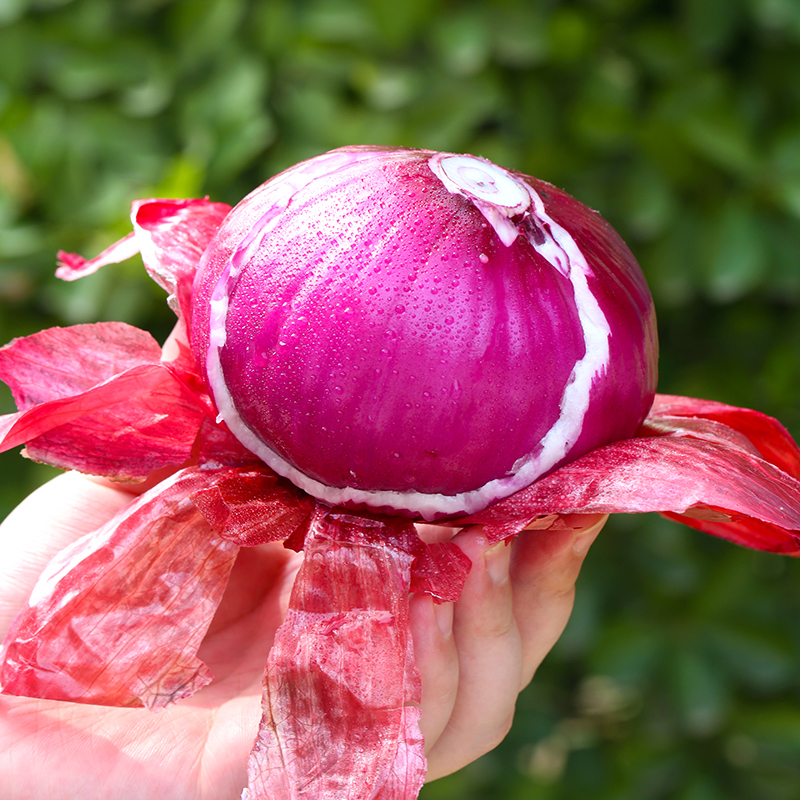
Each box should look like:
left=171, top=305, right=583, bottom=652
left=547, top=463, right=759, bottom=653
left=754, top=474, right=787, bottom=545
left=2, top=0, right=800, bottom=797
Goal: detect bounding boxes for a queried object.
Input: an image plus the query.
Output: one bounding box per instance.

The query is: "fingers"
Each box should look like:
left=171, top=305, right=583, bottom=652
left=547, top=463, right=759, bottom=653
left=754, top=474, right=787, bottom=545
left=0, top=472, right=134, bottom=635
left=410, top=593, right=457, bottom=749
left=197, top=543, right=305, bottom=685
left=418, top=514, right=606, bottom=782
left=512, top=514, right=607, bottom=689
left=423, top=526, right=522, bottom=780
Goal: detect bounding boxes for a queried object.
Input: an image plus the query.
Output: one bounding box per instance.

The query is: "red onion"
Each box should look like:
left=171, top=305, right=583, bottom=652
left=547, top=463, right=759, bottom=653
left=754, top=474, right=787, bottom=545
left=191, top=146, right=658, bottom=519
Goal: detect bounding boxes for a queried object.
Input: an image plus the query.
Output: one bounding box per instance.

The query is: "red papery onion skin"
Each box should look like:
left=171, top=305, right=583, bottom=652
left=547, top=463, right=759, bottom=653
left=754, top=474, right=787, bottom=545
left=0, top=322, right=208, bottom=480
left=244, top=509, right=426, bottom=800
left=192, top=147, right=658, bottom=520
left=0, top=467, right=240, bottom=708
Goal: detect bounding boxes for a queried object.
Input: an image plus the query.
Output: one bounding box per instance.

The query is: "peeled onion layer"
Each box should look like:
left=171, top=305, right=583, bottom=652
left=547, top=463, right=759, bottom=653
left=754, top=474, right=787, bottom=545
left=464, top=396, right=800, bottom=553
left=244, top=509, right=426, bottom=800
left=0, top=322, right=210, bottom=479
left=0, top=183, right=799, bottom=800
left=0, top=468, right=240, bottom=708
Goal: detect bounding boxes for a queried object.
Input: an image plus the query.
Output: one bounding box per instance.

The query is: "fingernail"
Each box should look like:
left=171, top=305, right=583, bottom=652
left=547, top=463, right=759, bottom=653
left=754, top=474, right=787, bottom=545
left=483, top=540, right=511, bottom=584
left=573, top=525, right=601, bottom=556
left=433, top=599, right=453, bottom=637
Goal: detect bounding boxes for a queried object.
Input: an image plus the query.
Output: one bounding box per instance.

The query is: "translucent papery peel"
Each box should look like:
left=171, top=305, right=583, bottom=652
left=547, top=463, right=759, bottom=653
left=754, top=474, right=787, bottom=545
left=244, top=509, right=427, bottom=800
left=0, top=322, right=212, bottom=480
left=0, top=147, right=799, bottom=800
left=459, top=396, right=800, bottom=554
left=56, top=197, right=232, bottom=322
left=0, top=468, right=240, bottom=708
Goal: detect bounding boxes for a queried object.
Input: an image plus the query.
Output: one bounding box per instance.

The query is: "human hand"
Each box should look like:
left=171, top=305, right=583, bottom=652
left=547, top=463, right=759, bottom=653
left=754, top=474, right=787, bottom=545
left=0, top=470, right=304, bottom=799
left=414, top=513, right=606, bottom=781
left=0, top=471, right=604, bottom=798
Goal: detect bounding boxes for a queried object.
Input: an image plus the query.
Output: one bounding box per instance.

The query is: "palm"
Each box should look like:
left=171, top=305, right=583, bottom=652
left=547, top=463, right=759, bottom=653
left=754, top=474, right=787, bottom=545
left=1, top=535, right=302, bottom=800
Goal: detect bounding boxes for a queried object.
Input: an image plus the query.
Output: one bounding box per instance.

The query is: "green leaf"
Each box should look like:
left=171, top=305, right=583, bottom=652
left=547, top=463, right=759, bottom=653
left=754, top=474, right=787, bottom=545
left=705, top=201, right=767, bottom=302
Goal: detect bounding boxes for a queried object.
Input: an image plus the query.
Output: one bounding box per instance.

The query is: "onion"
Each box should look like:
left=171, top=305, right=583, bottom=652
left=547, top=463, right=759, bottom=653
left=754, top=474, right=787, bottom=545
left=191, top=146, right=658, bottom=520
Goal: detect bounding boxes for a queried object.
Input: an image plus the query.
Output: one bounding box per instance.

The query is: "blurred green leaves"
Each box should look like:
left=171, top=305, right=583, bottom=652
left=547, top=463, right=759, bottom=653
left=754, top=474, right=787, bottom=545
left=1, top=0, right=800, bottom=797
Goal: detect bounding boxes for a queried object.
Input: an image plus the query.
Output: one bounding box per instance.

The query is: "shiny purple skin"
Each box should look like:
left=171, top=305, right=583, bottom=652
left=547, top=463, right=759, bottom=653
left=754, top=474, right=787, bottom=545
left=191, top=147, right=658, bottom=519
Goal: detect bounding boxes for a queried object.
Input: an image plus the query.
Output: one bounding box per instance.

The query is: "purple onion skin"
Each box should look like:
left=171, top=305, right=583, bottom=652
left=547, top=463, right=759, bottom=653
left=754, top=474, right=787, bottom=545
left=191, top=146, right=658, bottom=520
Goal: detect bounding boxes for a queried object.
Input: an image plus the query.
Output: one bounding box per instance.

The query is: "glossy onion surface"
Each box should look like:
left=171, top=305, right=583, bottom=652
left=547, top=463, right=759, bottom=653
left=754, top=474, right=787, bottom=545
left=191, top=147, right=658, bottom=519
